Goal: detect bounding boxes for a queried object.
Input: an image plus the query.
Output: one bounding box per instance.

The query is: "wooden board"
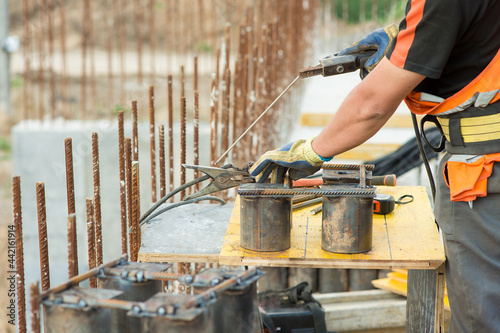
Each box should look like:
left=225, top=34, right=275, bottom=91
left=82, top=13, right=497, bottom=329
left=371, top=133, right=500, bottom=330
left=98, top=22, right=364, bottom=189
left=219, top=186, right=445, bottom=270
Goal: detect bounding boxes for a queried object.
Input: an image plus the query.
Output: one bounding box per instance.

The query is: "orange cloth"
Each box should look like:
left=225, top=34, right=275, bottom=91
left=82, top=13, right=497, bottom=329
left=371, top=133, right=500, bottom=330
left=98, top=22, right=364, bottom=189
left=444, top=153, right=500, bottom=202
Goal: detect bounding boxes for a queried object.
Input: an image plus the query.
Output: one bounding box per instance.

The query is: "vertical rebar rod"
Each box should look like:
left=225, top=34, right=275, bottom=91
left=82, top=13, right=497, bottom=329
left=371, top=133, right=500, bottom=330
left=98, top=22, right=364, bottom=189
left=92, top=132, right=103, bottom=266
left=149, top=85, right=157, bottom=203
left=118, top=111, right=128, bottom=255
left=88, top=0, right=96, bottom=118
left=13, top=176, right=26, bottom=333
left=65, top=138, right=75, bottom=215
left=67, top=214, right=79, bottom=280
left=86, top=198, right=97, bottom=288
left=209, top=75, right=217, bottom=166
left=36, top=182, right=50, bottom=291
left=231, top=59, right=240, bottom=164
left=180, top=96, right=187, bottom=200
left=180, top=65, right=185, bottom=98
left=125, top=138, right=133, bottom=257
left=193, top=57, right=200, bottom=188
left=221, top=67, right=231, bottom=166
left=132, top=100, right=139, bottom=162
left=30, top=282, right=41, bottom=333
left=131, top=161, right=140, bottom=261
left=119, top=0, right=126, bottom=104
left=167, top=75, right=174, bottom=200
left=159, top=125, right=166, bottom=198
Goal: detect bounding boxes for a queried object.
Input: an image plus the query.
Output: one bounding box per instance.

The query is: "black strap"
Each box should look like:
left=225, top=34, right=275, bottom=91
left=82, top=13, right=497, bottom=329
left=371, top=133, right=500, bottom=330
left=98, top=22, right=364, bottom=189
left=395, top=194, right=414, bottom=205
left=420, top=115, right=446, bottom=153
left=448, top=117, right=465, bottom=147
left=305, top=302, right=328, bottom=333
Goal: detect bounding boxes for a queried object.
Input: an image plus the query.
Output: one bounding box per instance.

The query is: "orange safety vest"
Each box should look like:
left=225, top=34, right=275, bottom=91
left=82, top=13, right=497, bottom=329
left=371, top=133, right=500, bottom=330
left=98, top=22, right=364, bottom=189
left=404, top=47, right=500, bottom=202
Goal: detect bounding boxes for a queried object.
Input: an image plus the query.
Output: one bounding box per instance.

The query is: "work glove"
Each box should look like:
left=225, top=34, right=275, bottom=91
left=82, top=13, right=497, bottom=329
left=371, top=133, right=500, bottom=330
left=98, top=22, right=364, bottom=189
left=338, top=23, right=399, bottom=79
left=250, top=137, right=330, bottom=183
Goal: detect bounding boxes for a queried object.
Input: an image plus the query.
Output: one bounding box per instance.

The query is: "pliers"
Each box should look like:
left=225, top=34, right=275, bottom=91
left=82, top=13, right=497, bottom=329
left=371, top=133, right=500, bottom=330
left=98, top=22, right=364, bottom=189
left=183, top=164, right=255, bottom=201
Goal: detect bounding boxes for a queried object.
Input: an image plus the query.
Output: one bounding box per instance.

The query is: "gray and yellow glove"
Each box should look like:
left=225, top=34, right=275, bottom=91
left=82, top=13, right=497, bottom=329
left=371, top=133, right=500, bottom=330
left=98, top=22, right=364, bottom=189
left=338, top=24, right=399, bottom=78
left=249, top=137, right=331, bottom=183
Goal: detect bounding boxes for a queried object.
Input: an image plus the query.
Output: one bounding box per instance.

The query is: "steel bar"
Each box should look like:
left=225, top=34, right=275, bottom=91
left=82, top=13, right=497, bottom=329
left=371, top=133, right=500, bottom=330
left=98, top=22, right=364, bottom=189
left=193, top=57, right=200, bottom=188
left=88, top=0, right=96, bottom=117
left=64, top=138, right=75, bottom=215
left=180, top=65, right=185, bottom=98
left=132, top=100, right=139, bottom=162
left=232, top=59, right=240, bottom=164
left=209, top=75, right=217, bottom=166
left=125, top=138, right=133, bottom=257
left=13, top=176, right=26, bottom=333
left=180, top=96, right=187, bottom=200
left=36, top=182, right=50, bottom=291
left=103, top=267, right=193, bottom=284
left=41, top=256, right=127, bottom=300
left=119, top=0, right=125, bottom=104
left=92, top=132, right=103, bottom=266
left=30, top=282, right=41, bottom=333
left=86, top=198, right=97, bottom=288
left=159, top=125, right=166, bottom=198
left=118, top=111, right=127, bottom=255
left=149, top=85, right=157, bottom=203
left=67, top=214, right=79, bottom=280
left=292, top=197, right=323, bottom=211
left=131, top=161, right=140, bottom=261
left=167, top=75, right=174, bottom=200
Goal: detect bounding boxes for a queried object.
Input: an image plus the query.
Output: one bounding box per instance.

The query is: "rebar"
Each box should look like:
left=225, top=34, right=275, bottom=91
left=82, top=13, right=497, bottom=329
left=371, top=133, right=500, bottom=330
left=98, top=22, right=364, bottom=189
left=149, top=0, right=156, bottom=82
left=64, top=138, right=75, bottom=215
left=167, top=75, right=174, bottom=200
left=30, top=282, right=41, bottom=333
left=119, top=0, right=126, bottom=104
left=292, top=197, right=323, bottom=211
left=67, top=214, right=79, bottom=280
left=180, top=96, right=187, bottom=200
left=125, top=138, right=133, bottom=257
left=92, top=132, right=103, bottom=266
left=159, top=124, right=166, bottom=198
left=180, top=65, right=185, bottom=98
left=193, top=57, right=200, bottom=188
left=86, top=198, right=97, bottom=288
left=13, top=176, right=26, bottom=333
left=132, top=100, right=139, bottom=162
left=118, top=111, right=127, bottom=255
left=36, top=182, right=50, bottom=291
left=209, top=75, right=217, bottom=166
left=131, top=161, right=140, bottom=261
left=88, top=0, right=96, bottom=117
left=149, top=85, right=157, bottom=203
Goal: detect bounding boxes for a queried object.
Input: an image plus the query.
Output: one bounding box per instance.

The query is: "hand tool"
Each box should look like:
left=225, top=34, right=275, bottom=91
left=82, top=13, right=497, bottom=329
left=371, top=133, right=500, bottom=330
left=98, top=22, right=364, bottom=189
left=299, top=50, right=376, bottom=78
left=373, top=193, right=395, bottom=215
left=293, top=174, right=397, bottom=187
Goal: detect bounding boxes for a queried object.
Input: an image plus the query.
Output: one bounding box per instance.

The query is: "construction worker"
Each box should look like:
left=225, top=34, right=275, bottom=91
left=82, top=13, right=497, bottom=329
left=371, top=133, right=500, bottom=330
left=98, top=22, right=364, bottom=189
left=250, top=1, right=500, bottom=331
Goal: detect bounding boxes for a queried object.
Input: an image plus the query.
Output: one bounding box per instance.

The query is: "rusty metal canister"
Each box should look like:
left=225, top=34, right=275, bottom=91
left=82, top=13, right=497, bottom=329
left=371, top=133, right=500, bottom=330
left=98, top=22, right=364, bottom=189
left=239, top=184, right=292, bottom=252
left=321, top=194, right=374, bottom=253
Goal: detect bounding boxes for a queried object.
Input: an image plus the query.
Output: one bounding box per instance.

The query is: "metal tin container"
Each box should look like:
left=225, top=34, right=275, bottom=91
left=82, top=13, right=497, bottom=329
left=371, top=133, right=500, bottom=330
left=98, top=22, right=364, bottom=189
left=239, top=183, right=292, bottom=252
left=321, top=194, right=374, bottom=253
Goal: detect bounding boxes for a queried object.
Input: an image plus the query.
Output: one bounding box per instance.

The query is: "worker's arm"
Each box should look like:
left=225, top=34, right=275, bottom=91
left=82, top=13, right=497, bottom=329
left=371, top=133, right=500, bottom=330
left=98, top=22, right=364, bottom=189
left=311, top=57, right=425, bottom=158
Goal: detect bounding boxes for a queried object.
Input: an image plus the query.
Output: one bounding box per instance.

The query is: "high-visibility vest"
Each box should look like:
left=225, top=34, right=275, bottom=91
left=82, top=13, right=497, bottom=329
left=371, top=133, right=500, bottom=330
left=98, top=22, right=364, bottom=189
left=403, top=48, right=500, bottom=202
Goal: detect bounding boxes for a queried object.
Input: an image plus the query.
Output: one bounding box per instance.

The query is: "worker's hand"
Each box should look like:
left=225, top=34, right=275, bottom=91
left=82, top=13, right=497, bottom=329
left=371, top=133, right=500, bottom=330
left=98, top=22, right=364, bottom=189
left=250, top=138, right=329, bottom=183
left=338, top=24, right=399, bottom=78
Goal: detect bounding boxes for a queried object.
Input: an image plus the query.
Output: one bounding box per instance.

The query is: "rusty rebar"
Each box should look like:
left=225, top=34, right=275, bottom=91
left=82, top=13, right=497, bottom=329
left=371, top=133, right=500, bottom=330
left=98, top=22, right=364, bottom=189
left=193, top=90, right=200, bottom=190
left=67, top=214, right=79, bottom=280
left=159, top=125, right=166, bottom=198
left=86, top=198, right=97, bottom=288
left=180, top=96, right=187, bottom=200
left=167, top=75, right=174, bottom=200
left=209, top=75, right=217, bottom=166
left=92, top=132, right=103, bottom=267
left=118, top=111, right=127, bottom=255
left=149, top=85, right=157, bottom=203
left=131, top=161, right=140, bottom=261
left=36, top=182, right=50, bottom=291
left=30, top=282, right=40, bottom=333
left=64, top=138, right=75, bottom=215
left=231, top=59, right=240, bottom=164
left=13, top=176, right=26, bottom=333
left=132, top=100, right=139, bottom=162
left=125, top=138, right=133, bottom=257
left=119, top=0, right=126, bottom=104
left=180, top=65, right=185, bottom=98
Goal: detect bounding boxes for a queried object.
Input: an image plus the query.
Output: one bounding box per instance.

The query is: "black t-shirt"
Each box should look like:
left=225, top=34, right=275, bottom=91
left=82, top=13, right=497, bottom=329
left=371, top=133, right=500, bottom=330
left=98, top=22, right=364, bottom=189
left=386, top=0, right=500, bottom=99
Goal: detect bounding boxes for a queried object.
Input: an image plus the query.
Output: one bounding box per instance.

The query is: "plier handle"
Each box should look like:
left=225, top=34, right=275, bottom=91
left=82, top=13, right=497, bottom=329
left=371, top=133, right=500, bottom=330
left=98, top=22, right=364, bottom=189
left=183, top=164, right=255, bottom=200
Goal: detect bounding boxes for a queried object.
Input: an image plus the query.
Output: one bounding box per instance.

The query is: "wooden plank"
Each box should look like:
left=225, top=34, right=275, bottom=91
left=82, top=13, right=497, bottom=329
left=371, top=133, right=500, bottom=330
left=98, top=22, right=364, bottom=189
left=314, top=289, right=403, bottom=304
left=406, top=264, right=445, bottom=333
left=219, top=187, right=445, bottom=270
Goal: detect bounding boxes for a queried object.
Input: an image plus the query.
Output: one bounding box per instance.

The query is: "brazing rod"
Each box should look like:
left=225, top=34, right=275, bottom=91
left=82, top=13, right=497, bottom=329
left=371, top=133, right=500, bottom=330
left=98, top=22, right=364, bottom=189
left=214, top=75, right=300, bottom=165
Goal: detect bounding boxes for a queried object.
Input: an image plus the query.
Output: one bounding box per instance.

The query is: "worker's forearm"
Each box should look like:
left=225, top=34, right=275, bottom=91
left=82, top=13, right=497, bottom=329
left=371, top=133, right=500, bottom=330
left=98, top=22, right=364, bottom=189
left=311, top=58, right=425, bottom=158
